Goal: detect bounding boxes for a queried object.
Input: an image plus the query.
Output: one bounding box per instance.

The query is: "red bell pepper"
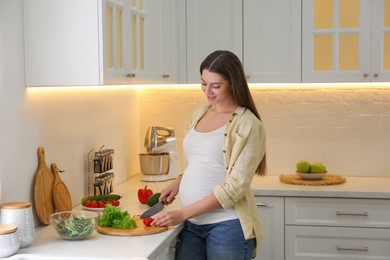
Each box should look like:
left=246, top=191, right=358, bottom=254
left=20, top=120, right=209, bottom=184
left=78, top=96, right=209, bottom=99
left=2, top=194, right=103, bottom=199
left=138, top=185, right=153, bottom=204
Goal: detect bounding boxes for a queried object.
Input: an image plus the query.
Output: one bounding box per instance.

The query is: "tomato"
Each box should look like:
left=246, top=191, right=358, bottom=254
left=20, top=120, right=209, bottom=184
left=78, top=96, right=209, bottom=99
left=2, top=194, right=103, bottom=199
left=84, top=198, right=120, bottom=208
left=143, top=217, right=154, bottom=227
left=98, top=201, right=106, bottom=208
left=90, top=200, right=98, bottom=208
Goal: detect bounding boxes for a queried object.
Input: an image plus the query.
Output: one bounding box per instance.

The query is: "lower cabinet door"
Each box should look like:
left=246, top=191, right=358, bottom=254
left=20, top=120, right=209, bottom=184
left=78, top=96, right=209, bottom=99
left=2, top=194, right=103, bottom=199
left=254, top=196, right=285, bottom=260
left=153, top=237, right=177, bottom=260
left=285, top=226, right=390, bottom=260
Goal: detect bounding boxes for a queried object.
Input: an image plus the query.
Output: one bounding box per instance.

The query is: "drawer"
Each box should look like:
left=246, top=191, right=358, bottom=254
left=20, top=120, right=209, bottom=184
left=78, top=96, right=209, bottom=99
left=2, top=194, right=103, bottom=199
left=286, top=226, right=390, bottom=260
left=285, top=197, right=390, bottom=228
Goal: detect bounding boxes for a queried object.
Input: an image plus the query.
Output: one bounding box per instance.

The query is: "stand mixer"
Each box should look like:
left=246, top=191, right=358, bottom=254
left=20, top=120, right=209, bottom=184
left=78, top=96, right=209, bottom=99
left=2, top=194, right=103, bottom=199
left=139, top=126, right=180, bottom=182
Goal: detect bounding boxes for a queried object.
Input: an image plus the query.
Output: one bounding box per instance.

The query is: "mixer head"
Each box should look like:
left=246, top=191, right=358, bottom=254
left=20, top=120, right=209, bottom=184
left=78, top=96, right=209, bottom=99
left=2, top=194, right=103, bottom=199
left=144, top=126, right=176, bottom=153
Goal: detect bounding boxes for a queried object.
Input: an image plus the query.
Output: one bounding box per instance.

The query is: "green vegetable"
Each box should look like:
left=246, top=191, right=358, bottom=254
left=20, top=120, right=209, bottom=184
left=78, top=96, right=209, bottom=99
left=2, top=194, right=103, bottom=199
left=99, top=204, right=137, bottom=229
left=146, top=193, right=161, bottom=207
left=81, top=194, right=121, bottom=205
left=54, top=215, right=95, bottom=240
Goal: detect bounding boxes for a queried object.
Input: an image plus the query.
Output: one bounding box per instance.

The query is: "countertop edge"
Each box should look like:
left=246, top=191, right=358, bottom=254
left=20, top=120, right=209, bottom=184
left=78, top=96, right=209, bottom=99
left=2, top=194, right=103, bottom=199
left=251, top=175, right=390, bottom=199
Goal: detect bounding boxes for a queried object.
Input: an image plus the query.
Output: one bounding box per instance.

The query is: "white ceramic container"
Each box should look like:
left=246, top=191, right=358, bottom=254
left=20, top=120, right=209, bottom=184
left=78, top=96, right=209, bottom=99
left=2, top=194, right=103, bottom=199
left=1, top=202, right=35, bottom=248
left=0, top=224, right=20, bottom=257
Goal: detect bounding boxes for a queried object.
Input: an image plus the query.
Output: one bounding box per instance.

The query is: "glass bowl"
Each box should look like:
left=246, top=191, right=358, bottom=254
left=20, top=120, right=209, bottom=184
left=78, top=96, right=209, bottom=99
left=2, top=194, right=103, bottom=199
left=50, top=211, right=99, bottom=240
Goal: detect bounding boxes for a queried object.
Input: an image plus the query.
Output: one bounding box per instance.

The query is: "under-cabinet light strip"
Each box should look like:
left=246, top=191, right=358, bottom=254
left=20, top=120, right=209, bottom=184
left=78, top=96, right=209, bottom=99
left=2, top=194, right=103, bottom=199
left=27, top=82, right=390, bottom=92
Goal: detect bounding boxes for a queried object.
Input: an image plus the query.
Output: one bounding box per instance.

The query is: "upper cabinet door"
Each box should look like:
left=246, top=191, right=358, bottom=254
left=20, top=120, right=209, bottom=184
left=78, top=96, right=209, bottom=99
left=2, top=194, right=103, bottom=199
left=371, top=0, right=390, bottom=82
left=141, top=0, right=179, bottom=83
left=302, top=0, right=390, bottom=83
left=103, top=0, right=180, bottom=84
left=244, top=0, right=301, bottom=83
left=102, top=0, right=129, bottom=84
left=24, top=0, right=101, bottom=86
left=185, top=0, right=243, bottom=83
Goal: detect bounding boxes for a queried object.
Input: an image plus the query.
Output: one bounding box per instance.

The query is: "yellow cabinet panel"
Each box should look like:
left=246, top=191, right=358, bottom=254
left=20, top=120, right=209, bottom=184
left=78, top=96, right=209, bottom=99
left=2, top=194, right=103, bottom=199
left=385, top=34, right=390, bottom=70
left=340, top=0, right=359, bottom=28
left=131, top=14, right=137, bottom=70
left=314, top=0, right=333, bottom=29
left=385, top=0, right=390, bottom=27
left=106, top=5, right=113, bottom=69
left=314, top=35, right=333, bottom=71
left=116, top=8, right=123, bottom=69
left=339, top=34, right=359, bottom=71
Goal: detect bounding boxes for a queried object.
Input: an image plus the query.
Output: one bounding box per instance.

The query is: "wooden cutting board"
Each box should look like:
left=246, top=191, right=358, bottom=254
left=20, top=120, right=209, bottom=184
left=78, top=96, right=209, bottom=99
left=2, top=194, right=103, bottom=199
left=96, top=216, right=168, bottom=236
left=33, top=147, right=55, bottom=225
left=51, top=163, right=72, bottom=212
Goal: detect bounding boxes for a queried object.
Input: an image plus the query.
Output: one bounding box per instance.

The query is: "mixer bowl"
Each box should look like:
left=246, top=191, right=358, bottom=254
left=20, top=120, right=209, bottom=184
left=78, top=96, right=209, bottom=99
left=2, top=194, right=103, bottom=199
left=139, top=153, right=169, bottom=175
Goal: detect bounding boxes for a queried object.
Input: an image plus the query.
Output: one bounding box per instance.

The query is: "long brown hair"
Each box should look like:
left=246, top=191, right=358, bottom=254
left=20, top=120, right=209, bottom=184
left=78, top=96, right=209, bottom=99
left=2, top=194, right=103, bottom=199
left=200, top=50, right=267, bottom=176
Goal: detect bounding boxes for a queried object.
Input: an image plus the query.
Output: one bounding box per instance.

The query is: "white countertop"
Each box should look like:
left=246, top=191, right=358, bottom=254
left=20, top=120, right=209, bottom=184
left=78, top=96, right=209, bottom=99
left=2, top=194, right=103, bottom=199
left=11, top=175, right=184, bottom=260
left=9, top=174, right=390, bottom=259
left=251, top=175, right=390, bottom=199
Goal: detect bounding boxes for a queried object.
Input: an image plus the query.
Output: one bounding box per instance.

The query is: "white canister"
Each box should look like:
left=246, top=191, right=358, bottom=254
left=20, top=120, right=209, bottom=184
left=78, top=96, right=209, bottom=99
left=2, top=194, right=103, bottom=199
left=1, top=202, right=35, bottom=248
left=0, top=224, right=20, bottom=257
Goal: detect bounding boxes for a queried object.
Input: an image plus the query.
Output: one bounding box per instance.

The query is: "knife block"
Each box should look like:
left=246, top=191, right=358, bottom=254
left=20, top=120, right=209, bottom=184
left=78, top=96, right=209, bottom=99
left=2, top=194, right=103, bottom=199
left=86, top=146, right=115, bottom=197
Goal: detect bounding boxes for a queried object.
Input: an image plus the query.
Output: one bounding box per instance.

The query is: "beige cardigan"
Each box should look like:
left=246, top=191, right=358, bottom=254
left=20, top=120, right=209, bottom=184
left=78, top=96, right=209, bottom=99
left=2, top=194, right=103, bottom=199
left=186, top=104, right=266, bottom=254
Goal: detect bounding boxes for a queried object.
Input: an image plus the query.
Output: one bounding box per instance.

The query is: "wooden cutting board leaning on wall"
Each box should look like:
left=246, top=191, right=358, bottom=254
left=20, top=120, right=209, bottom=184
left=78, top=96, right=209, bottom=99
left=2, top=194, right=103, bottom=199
left=33, top=147, right=55, bottom=225
left=51, top=163, right=72, bottom=212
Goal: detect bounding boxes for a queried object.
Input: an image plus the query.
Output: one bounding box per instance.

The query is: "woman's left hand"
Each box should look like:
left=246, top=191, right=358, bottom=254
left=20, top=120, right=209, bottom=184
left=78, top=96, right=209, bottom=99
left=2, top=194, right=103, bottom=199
left=151, top=210, right=184, bottom=227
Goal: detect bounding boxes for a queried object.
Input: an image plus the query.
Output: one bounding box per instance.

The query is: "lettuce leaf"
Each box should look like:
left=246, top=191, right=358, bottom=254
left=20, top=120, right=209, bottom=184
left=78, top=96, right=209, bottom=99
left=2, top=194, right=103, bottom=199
left=99, top=204, right=137, bottom=229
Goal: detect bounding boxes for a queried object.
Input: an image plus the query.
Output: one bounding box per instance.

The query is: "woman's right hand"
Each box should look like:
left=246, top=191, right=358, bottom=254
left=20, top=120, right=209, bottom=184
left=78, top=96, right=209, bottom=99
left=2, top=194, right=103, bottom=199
left=159, top=177, right=181, bottom=204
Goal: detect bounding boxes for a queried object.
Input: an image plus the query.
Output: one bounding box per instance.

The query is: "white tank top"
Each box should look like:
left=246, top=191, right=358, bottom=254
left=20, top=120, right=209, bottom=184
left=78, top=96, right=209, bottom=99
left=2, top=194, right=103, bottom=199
left=179, top=125, right=238, bottom=225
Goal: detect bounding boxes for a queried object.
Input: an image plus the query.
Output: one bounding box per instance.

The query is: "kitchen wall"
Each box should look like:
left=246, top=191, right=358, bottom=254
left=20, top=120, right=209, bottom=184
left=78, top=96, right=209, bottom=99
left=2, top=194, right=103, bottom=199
left=0, top=1, right=139, bottom=211
left=139, top=85, right=390, bottom=177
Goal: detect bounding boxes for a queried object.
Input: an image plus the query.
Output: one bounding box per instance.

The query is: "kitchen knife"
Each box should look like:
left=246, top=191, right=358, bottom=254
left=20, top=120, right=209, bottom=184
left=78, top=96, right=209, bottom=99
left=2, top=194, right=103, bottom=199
left=140, top=199, right=166, bottom=219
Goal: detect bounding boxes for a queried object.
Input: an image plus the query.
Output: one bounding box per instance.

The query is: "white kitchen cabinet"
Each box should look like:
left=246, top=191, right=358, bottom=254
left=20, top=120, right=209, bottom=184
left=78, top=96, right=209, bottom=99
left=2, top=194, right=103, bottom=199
left=185, top=0, right=242, bottom=83
left=302, top=0, right=390, bottom=82
left=23, top=0, right=179, bottom=86
left=153, top=237, right=177, bottom=260
left=102, top=0, right=128, bottom=84
left=141, top=0, right=179, bottom=84
left=285, top=197, right=390, bottom=260
left=185, top=0, right=300, bottom=83
left=243, top=0, right=301, bottom=83
left=23, top=0, right=102, bottom=86
left=254, top=196, right=285, bottom=260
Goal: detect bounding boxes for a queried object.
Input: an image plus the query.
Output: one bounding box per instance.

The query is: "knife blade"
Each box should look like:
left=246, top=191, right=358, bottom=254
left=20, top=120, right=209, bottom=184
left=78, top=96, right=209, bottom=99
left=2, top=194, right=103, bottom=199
left=140, top=199, right=166, bottom=219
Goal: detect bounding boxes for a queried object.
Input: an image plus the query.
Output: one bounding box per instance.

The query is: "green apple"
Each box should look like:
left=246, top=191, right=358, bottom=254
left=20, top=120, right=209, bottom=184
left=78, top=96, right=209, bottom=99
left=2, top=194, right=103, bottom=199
left=310, top=162, right=326, bottom=173
left=296, top=160, right=311, bottom=173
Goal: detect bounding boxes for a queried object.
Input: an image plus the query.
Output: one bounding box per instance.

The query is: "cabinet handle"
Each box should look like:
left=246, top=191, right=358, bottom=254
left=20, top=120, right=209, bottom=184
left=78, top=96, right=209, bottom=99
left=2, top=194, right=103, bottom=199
left=363, top=73, right=369, bottom=78
left=162, top=74, right=170, bottom=79
left=256, top=202, right=268, bottom=207
left=245, top=74, right=251, bottom=79
left=373, top=73, right=378, bottom=78
left=126, top=73, right=136, bottom=78
left=336, top=211, right=368, bottom=216
left=336, top=246, right=368, bottom=252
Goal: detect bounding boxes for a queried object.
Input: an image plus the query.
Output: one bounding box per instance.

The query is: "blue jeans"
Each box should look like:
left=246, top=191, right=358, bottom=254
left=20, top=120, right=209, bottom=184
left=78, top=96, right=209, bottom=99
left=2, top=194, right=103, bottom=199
left=176, top=219, right=256, bottom=260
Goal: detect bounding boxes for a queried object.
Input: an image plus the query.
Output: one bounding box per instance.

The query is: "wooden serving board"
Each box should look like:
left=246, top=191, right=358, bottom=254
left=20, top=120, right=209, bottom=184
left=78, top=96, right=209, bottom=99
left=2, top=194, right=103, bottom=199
left=96, top=216, right=168, bottom=236
left=33, top=147, right=55, bottom=225
left=51, top=163, right=72, bottom=212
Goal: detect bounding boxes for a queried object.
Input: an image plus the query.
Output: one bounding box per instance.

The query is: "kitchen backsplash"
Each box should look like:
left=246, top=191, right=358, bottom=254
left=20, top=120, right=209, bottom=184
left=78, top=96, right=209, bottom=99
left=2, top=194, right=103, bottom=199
left=139, top=85, right=390, bottom=177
